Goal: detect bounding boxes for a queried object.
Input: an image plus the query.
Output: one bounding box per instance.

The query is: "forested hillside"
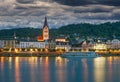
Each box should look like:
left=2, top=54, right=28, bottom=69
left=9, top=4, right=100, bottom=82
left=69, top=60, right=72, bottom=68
left=0, top=22, right=120, bottom=39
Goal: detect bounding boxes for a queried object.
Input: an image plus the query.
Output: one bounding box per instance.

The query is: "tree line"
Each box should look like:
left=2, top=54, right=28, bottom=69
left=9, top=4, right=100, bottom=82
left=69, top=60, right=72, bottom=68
left=0, top=22, right=120, bottom=39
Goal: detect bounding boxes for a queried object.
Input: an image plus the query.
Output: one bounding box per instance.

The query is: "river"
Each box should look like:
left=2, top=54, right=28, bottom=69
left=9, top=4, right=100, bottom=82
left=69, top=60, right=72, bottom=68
left=0, top=56, right=120, bottom=82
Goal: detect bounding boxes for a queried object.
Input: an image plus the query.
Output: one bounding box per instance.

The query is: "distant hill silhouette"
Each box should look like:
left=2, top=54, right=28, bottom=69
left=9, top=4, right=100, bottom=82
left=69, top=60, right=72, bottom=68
left=0, top=22, right=120, bottom=39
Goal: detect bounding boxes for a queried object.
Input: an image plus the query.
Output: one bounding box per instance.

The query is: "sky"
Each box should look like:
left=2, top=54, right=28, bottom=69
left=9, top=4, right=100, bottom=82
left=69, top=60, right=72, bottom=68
left=0, top=0, right=120, bottom=29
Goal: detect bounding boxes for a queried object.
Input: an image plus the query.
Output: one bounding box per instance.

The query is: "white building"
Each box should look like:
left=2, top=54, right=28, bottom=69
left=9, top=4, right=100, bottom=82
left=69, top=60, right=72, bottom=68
left=19, top=41, right=46, bottom=48
left=55, top=38, right=71, bottom=52
left=110, top=39, right=120, bottom=49
left=93, top=43, right=107, bottom=50
left=1, top=40, right=16, bottom=48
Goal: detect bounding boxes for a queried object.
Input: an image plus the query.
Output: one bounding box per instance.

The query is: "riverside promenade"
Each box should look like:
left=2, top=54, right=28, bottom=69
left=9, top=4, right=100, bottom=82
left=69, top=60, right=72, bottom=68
left=0, top=50, right=120, bottom=57
left=0, top=51, right=64, bottom=57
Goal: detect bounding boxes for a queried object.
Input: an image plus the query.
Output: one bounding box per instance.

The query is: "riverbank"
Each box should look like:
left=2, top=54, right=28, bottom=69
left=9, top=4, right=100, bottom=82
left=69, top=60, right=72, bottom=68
left=0, top=51, right=120, bottom=57
left=0, top=52, right=63, bottom=57
left=96, top=52, right=120, bottom=56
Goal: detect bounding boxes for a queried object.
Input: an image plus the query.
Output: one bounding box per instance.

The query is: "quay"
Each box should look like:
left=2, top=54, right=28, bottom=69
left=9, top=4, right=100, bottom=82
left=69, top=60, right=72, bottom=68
left=0, top=50, right=120, bottom=57
left=0, top=52, right=64, bottom=57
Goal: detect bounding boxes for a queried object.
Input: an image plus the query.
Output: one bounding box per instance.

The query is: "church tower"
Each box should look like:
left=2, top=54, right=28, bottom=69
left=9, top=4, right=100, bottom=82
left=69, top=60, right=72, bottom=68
left=42, top=16, right=49, bottom=41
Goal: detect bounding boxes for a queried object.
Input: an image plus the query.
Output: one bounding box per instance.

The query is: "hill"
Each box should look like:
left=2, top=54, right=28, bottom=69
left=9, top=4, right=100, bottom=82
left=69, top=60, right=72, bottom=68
left=0, top=22, right=120, bottom=39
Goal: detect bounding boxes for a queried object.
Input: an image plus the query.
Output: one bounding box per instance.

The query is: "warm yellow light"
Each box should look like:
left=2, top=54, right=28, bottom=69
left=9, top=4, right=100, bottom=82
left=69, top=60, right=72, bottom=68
left=9, top=48, right=12, bottom=52
left=30, top=49, right=33, bottom=52
left=55, top=57, right=62, bottom=65
left=15, top=48, right=18, bottom=53
left=35, top=49, right=38, bottom=52
left=55, top=38, right=66, bottom=42
left=40, top=49, right=43, bottom=52
left=45, top=48, right=48, bottom=52
left=25, top=49, right=27, bottom=51
left=19, top=49, right=22, bottom=51
left=94, top=44, right=107, bottom=50
left=56, top=56, right=62, bottom=61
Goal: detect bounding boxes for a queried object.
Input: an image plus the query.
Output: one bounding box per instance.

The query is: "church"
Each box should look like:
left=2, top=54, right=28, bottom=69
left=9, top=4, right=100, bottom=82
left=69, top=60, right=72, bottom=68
left=37, top=16, right=49, bottom=41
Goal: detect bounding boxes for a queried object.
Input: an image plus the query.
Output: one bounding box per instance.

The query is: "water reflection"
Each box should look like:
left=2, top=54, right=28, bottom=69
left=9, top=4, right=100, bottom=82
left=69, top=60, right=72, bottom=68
left=107, top=57, right=113, bottom=82
left=94, top=57, right=105, bottom=82
left=15, top=57, right=21, bottom=82
left=0, top=57, right=4, bottom=70
left=81, top=59, right=88, bottom=82
left=55, top=57, right=67, bottom=82
left=0, top=57, right=4, bottom=82
left=42, top=57, right=50, bottom=82
left=8, top=57, right=12, bottom=63
left=55, top=57, right=67, bottom=66
left=1, top=57, right=120, bottom=82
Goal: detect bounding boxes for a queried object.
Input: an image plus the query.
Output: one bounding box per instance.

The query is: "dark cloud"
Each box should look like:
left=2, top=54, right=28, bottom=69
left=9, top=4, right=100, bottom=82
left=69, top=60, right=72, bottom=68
left=73, top=7, right=112, bottom=13
left=53, top=0, right=120, bottom=6
left=15, top=0, right=120, bottom=6
left=16, top=0, right=33, bottom=3
left=0, top=0, right=120, bottom=29
left=52, top=0, right=93, bottom=6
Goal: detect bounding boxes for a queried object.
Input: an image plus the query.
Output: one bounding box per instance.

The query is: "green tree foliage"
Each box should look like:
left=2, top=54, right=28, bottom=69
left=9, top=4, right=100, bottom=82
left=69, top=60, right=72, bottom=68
left=58, top=22, right=120, bottom=38
left=0, top=22, right=120, bottom=39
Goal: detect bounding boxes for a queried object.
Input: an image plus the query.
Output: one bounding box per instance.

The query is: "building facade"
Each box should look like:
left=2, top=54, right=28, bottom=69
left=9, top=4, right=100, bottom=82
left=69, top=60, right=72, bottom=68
left=110, top=39, right=120, bottom=49
left=19, top=41, right=46, bottom=49
left=2, top=40, right=16, bottom=48
left=42, top=16, right=49, bottom=41
left=55, top=38, right=71, bottom=52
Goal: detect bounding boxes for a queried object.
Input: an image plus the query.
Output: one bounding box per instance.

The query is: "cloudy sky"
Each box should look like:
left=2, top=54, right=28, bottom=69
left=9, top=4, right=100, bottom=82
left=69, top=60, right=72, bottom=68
left=0, top=0, right=120, bottom=29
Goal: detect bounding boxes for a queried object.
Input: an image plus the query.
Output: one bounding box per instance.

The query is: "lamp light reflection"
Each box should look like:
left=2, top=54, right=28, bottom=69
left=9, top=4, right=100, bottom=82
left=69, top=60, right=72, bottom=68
left=81, top=58, right=88, bottom=82
left=15, top=57, right=21, bottom=82
left=55, top=57, right=67, bottom=82
left=94, top=57, right=105, bottom=82
left=0, top=57, right=4, bottom=70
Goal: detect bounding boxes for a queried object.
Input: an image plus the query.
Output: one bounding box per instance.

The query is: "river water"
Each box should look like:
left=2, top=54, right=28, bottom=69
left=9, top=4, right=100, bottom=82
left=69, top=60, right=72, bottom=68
left=0, top=56, right=120, bottom=82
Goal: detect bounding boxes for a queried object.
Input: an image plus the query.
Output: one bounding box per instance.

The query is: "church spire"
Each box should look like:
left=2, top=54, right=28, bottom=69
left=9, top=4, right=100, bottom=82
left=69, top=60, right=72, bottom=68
left=43, top=16, right=48, bottom=27
left=42, top=16, right=49, bottom=40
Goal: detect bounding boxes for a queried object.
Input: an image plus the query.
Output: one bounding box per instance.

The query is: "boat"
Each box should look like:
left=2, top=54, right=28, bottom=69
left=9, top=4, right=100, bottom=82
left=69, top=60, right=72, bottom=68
left=61, top=51, right=100, bottom=58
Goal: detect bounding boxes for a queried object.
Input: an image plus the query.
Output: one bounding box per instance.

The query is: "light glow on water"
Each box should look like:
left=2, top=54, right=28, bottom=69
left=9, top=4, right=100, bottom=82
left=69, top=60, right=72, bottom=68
left=81, top=58, right=88, bottom=82
left=0, top=57, right=120, bottom=82
left=15, top=57, right=21, bottom=82
left=94, top=57, right=106, bottom=82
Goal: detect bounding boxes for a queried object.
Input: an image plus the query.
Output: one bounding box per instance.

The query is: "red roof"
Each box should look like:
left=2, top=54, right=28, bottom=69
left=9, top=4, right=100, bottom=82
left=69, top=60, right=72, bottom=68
left=37, top=36, right=43, bottom=41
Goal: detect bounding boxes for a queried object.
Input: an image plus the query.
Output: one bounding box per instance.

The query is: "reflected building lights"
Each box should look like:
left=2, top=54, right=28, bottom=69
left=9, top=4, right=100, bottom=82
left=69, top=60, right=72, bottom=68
left=40, top=57, right=43, bottom=63
left=55, top=57, right=68, bottom=67
left=55, top=57, right=62, bottom=66
left=108, top=57, right=113, bottom=65
left=0, top=57, right=5, bottom=82
left=42, top=57, right=50, bottom=82
left=55, top=57, right=67, bottom=82
left=45, top=57, right=49, bottom=64
left=28, top=57, right=38, bottom=67
left=108, top=57, right=113, bottom=82
left=0, top=57, right=4, bottom=71
left=15, top=57, right=21, bottom=82
left=8, top=57, right=12, bottom=70
left=0, top=57, right=4, bottom=62
left=29, top=57, right=38, bottom=82
left=8, top=57, right=12, bottom=63
left=94, top=57, right=105, bottom=82
left=81, top=59, right=88, bottom=82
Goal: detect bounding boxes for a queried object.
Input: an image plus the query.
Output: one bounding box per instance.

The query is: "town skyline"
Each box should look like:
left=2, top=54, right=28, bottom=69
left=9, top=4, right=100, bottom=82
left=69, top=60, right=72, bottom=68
left=0, top=0, right=120, bottom=29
